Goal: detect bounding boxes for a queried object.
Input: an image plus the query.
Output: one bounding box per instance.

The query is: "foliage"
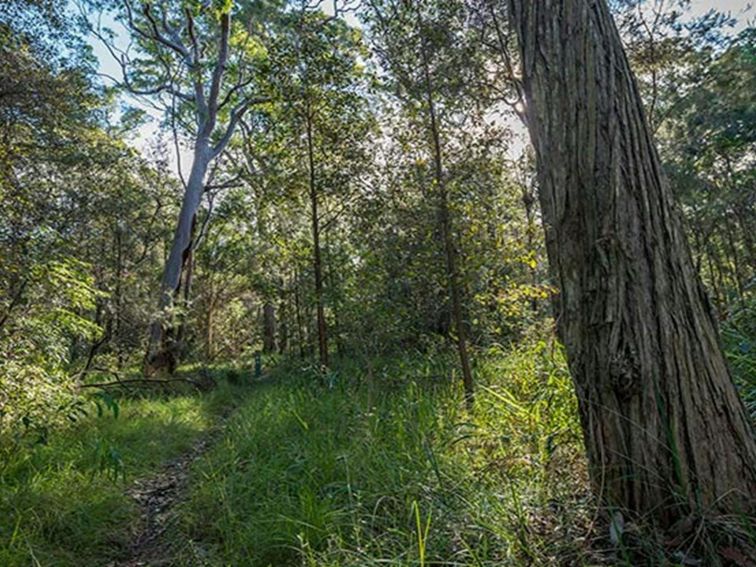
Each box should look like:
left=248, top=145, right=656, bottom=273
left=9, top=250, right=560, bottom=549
left=660, top=29, right=756, bottom=308
left=0, top=1, right=754, bottom=564
left=0, top=259, right=102, bottom=447
left=0, top=377, right=249, bottom=566
left=0, top=1, right=180, bottom=443
left=178, top=339, right=590, bottom=566
left=722, top=296, right=756, bottom=421
left=618, top=3, right=755, bottom=307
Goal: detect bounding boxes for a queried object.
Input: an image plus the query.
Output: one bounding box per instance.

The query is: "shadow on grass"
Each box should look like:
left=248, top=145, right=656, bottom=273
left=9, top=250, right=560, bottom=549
left=0, top=378, right=257, bottom=567
left=176, top=356, right=587, bottom=567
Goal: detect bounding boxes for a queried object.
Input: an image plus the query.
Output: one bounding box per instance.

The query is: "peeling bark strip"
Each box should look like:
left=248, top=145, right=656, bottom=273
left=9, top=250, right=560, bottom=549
left=507, top=0, right=756, bottom=524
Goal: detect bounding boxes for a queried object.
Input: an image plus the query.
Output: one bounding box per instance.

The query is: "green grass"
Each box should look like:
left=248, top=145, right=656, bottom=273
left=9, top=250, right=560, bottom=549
left=722, top=299, right=756, bottom=420
left=0, top=372, right=251, bottom=567
left=176, top=339, right=592, bottom=566
left=5, top=333, right=751, bottom=566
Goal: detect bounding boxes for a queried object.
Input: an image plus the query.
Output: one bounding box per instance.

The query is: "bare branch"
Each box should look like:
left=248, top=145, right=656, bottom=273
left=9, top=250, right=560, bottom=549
left=207, top=11, right=232, bottom=119
left=211, top=97, right=270, bottom=158
left=142, top=2, right=190, bottom=59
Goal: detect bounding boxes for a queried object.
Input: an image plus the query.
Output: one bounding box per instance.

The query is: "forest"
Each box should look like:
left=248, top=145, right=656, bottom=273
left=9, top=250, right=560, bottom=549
left=0, top=0, right=754, bottom=565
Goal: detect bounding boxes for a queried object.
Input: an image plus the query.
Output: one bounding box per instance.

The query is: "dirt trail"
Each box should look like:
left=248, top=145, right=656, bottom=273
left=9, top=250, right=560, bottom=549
left=108, top=377, right=268, bottom=566
left=111, top=434, right=212, bottom=567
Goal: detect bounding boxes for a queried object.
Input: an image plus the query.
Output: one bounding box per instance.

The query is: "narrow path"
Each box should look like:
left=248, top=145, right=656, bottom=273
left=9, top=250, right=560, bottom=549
left=107, top=377, right=268, bottom=566
left=113, top=433, right=213, bottom=567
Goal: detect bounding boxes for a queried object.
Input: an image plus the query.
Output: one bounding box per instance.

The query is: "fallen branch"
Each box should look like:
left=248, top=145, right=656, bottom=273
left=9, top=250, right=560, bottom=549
left=79, top=377, right=203, bottom=389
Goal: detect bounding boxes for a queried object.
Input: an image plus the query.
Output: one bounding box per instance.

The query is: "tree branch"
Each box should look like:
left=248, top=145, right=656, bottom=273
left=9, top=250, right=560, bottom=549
left=211, top=97, right=270, bottom=158
left=207, top=11, right=232, bottom=117
left=142, top=2, right=190, bottom=59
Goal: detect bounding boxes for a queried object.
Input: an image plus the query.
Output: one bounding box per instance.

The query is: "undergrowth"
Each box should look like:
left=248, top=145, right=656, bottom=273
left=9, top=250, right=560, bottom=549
left=722, top=298, right=756, bottom=421
left=2, top=330, right=753, bottom=566
left=176, top=339, right=598, bottom=566
left=0, top=369, right=250, bottom=566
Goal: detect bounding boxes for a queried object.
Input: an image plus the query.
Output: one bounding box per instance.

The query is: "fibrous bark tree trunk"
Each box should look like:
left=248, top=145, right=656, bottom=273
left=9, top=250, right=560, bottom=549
left=507, top=0, right=756, bottom=525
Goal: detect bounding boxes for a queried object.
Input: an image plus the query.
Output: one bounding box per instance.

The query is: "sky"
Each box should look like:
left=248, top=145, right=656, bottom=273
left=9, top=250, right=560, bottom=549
left=82, top=0, right=754, bottom=176
left=696, top=0, right=753, bottom=21
left=681, top=0, right=753, bottom=33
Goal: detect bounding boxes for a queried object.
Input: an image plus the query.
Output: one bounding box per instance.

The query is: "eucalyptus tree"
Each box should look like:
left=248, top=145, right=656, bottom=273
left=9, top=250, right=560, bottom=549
left=506, top=0, right=756, bottom=525
left=85, top=0, right=278, bottom=373
left=362, top=0, right=498, bottom=406
left=264, top=9, right=375, bottom=368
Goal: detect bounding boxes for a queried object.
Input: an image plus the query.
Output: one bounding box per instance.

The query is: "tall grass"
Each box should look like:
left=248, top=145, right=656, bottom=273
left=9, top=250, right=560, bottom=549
left=3, top=325, right=751, bottom=566
left=0, top=374, right=249, bottom=566
left=177, top=339, right=593, bottom=565
left=721, top=298, right=756, bottom=420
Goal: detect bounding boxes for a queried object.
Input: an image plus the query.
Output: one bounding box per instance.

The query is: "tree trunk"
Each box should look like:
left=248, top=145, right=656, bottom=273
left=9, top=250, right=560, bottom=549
left=206, top=293, right=216, bottom=361
left=145, top=138, right=211, bottom=374
left=324, top=229, right=345, bottom=358
left=263, top=301, right=277, bottom=353
left=278, top=290, right=289, bottom=355
left=701, top=232, right=727, bottom=313
left=733, top=208, right=756, bottom=271
left=522, top=182, right=539, bottom=313
left=306, top=111, right=329, bottom=369
left=722, top=221, right=745, bottom=302
left=507, top=0, right=756, bottom=525
left=294, top=268, right=306, bottom=359
left=174, top=236, right=195, bottom=358
left=416, top=13, right=474, bottom=409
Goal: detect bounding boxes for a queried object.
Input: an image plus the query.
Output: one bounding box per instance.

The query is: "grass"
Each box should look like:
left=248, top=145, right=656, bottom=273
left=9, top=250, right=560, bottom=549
left=0, top=369, right=252, bottom=567
left=722, top=299, right=756, bottom=421
left=2, top=330, right=753, bottom=566
left=176, top=338, right=595, bottom=566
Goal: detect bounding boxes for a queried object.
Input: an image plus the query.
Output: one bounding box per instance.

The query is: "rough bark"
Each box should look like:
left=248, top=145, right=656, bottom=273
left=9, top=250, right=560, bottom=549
left=507, top=0, right=756, bottom=524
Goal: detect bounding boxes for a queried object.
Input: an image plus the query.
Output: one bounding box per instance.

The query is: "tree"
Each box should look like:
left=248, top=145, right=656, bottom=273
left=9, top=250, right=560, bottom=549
left=506, top=0, right=756, bottom=525
left=87, top=0, right=273, bottom=373
left=363, top=0, right=487, bottom=407
left=265, top=10, right=374, bottom=368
